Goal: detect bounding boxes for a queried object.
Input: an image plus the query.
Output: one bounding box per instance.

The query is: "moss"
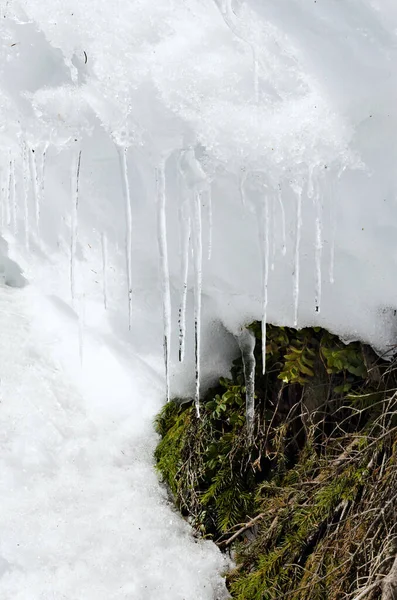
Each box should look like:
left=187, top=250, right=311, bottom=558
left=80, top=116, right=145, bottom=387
left=154, top=323, right=397, bottom=599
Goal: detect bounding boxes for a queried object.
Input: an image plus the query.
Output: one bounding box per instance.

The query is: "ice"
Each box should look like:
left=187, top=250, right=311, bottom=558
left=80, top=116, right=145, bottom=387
left=9, top=157, right=17, bottom=233
left=313, top=176, right=323, bottom=314
left=259, top=199, right=270, bottom=373
left=155, top=159, right=172, bottom=403
left=206, top=186, right=213, bottom=261
left=238, top=328, right=256, bottom=437
left=21, top=143, right=30, bottom=250
left=192, top=188, right=203, bottom=417
left=293, top=184, right=303, bottom=328
left=178, top=200, right=190, bottom=363
left=117, top=145, right=133, bottom=329
left=101, top=232, right=108, bottom=309
left=70, top=150, right=82, bottom=300
left=5, top=155, right=11, bottom=227
left=179, top=147, right=208, bottom=417
left=28, top=146, right=40, bottom=233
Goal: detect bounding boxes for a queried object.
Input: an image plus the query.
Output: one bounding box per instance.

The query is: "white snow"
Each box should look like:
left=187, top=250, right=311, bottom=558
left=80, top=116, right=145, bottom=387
left=0, top=0, right=396, bottom=597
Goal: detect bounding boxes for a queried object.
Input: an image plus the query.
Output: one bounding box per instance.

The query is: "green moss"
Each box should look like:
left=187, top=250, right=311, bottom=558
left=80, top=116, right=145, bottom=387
left=154, top=323, right=397, bottom=599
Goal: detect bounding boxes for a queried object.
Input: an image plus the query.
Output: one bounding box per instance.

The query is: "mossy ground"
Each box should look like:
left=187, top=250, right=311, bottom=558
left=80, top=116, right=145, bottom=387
left=154, top=324, right=397, bottom=599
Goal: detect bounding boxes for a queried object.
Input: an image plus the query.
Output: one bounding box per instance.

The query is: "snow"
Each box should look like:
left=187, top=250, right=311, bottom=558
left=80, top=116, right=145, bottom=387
left=0, top=0, right=396, bottom=597
left=0, top=285, right=229, bottom=599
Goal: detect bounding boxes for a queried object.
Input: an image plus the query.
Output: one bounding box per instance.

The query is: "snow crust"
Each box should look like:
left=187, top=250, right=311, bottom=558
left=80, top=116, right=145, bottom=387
left=0, top=0, right=396, bottom=597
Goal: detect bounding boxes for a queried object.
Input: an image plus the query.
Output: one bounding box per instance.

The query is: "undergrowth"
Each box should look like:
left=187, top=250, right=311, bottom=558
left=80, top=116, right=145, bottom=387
left=154, top=324, right=397, bottom=599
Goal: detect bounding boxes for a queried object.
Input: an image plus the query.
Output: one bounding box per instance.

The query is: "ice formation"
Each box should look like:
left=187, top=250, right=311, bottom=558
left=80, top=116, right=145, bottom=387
left=0, top=0, right=396, bottom=597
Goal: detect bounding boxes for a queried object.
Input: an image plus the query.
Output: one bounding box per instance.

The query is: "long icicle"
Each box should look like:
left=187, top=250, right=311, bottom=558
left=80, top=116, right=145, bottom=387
left=40, top=143, right=48, bottom=205
left=22, top=143, right=30, bottom=250
left=117, top=145, right=133, bottom=329
left=101, top=232, right=108, bottom=310
left=156, top=159, right=172, bottom=403
left=271, top=193, right=276, bottom=271
left=260, top=197, right=270, bottom=374
left=238, top=328, right=256, bottom=438
left=28, top=147, right=40, bottom=232
left=10, top=158, right=17, bottom=233
left=276, top=185, right=287, bottom=256
left=178, top=201, right=191, bottom=363
left=70, top=150, right=82, bottom=300
left=313, top=179, right=323, bottom=313
left=293, top=185, right=303, bottom=328
left=78, top=294, right=85, bottom=366
left=207, top=185, right=213, bottom=261
left=239, top=168, right=247, bottom=208
left=329, top=168, right=343, bottom=284
left=192, top=189, right=203, bottom=417
left=5, top=155, right=11, bottom=226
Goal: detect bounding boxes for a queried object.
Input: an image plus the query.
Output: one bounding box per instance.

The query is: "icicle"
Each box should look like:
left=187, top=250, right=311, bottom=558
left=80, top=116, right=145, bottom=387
left=22, top=144, right=30, bottom=249
left=155, top=159, right=172, bottom=403
left=258, top=198, right=270, bottom=373
left=40, top=143, right=48, bottom=203
left=116, top=145, right=133, bottom=329
left=293, top=185, right=303, bottom=328
left=101, top=232, right=108, bottom=309
left=10, top=158, right=17, bottom=232
left=77, top=295, right=85, bottom=366
left=239, top=168, right=247, bottom=208
left=313, top=178, right=323, bottom=313
left=271, top=194, right=276, bottom=271
left=5, top=156, right=11, bottom=226
left=276, top=186, right=287, bottom=256
left=329, top=167, right=344, bottom=284
left=178, top=147, right=206, bottom=416
left=70, top=150, right=82, bottom=300
left=192, top=189, right=203, bottom=417
left=28, top=146, right=40, bottom=232
left=238, top=328, right=256, bottom=438
left=178, top=202, right=190, bottom=363
left=207, top=186, right=212, bottom=260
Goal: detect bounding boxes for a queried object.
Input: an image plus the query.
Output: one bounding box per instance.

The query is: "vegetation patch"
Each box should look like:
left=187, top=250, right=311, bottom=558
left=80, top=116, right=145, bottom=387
left=154, top=324, right=397, bottom=599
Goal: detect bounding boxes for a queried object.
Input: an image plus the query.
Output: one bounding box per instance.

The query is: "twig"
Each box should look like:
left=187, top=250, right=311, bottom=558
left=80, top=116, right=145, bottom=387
left=218, top=512, right=265, bottom=547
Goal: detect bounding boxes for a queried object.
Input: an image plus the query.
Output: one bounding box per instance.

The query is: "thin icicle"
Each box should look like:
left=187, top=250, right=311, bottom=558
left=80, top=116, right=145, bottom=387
left=259, top=198, right=270, bottom=373
left=238, top=328, right=256, bottom=438
left=313, top=180, right=323, bottom=313
left=40, top=143, right=48, bottom=203
left=28, top=146, right=40, bottom=232
left=156, top=160, right=172, bottom=403
left=22, top=144, right=30, bottom=249
left=77, top=295, right=85, bottom=366
left=101, top=232, right=108, bottom=310
left=329, top=167, right=344, bottom=284
left=293, top=185, right=303, bottom=328
left=178, top=202, right=191, bottom=363
left=192, top=189, right=203, bottom=418
left=5, top=156, right=11, bottom=226
left=271, top=194, right=276, bottom=271
left=70, top=150, right=82, bottom=300
left=207, top=186, right=212, bottom=260
left=116, top=145, right=133, bottom=329
left=276, top=186, right=287, bottom=256
left=10, top=158, right=17, bottom=232
left=239, top=168, right=247, bottom=208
